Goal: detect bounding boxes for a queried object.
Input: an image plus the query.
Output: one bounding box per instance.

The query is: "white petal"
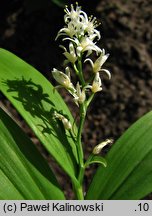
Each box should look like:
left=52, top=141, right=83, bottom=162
left=65, top=67, right=71, bottom=78
left=76, top=46, right=82, bottom=57
left=59, top=45, right=67, bottom=52
left=100, top=69, right=111, bottom=79
left=84, top=58, right=94, bottom=68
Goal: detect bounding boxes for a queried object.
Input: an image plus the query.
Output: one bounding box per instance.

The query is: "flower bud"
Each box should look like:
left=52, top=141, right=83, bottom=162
left=62, top=118, right=72, bottom=130
left=73, top=82, right=86, bottom=105
left=93, top=139, right=114, bottom=155
left=63, top=43, right=77, bottom=64
left=52, top=68, right=73, bottom=89
left=54, top=111, right=72, bottom=130
left=91, top=72, right=102, bottom=93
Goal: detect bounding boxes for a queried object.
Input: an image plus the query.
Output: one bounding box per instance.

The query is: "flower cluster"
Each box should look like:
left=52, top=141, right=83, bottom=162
left=52, top=3, right=111, bottom=113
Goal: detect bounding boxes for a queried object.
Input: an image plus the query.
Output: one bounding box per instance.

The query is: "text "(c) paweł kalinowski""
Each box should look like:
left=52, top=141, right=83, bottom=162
left=20, top=202, right=104, bottom=212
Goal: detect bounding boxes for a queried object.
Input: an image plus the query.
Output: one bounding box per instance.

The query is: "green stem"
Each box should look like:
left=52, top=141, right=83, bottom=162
left=73, top=183, right=84, bottom=200
left=76, top=104, right=86, bottom=194
left=77, top=104, right=86, bottom=166
left=76, top=186, right=84, bottom=200
left=71, top=91, right=94, bottom=199
left=87, top=93, right=95, bottom=107
left=78, top=59, right=85, bottom=87
left=72, top=56, right=92, bottom=199
left=78, top=166, right=85, bottom=185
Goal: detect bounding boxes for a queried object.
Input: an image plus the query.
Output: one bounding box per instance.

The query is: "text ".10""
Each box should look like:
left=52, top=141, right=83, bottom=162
left=138, top=203, right=150, bottom=211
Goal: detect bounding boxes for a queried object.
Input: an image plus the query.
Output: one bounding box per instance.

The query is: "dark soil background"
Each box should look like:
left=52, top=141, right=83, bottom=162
left=0, top=0, right=152, bottom=199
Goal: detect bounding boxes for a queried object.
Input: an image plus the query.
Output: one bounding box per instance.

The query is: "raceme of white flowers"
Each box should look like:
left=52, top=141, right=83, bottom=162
left=52, top=3, right=111, bottom=131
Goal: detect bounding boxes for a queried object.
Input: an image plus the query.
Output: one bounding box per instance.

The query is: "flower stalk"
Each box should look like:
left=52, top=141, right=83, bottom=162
left=77, top=103, right=86, bottom=173
left=51, top=3, right=111, bottom=199
left=77, top=56, right=85, bottom=87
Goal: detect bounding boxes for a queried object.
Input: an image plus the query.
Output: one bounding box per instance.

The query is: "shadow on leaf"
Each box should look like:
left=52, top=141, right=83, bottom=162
left=3, top=77, right=78, bottom=172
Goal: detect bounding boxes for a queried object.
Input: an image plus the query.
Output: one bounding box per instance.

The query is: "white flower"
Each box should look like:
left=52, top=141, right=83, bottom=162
left=77, top=37, right=101, bottom=56
left=56, top=22, right=77, bottom=40
left=93, top=139, right=113, bottom=155
left=54, top=111, right=72, bottom=130
left=83, top=15, right=101, bottom=40
left=91, top=72, right=102, bottom=93
left=73, top=82, right=86, bottom=105
left=86, top=73, right=102, bottom=93
left=56, top=4, right=87, bottom=39
left=60, top=43, right=77, bottom=64
left=85, top=49, right=111, bottom=78
left=64, top=4, right=87, bottom=24
left=56, top=3, right=101, bottom=42
left=56, top=20, right=86, bottom=40
left=53, top=4, right=111, bottom=101
left=64, top=37, right=101, bottom=57
left=52, top=67, right=74, bottom=89
left=64, top=4, right=101, bottom=40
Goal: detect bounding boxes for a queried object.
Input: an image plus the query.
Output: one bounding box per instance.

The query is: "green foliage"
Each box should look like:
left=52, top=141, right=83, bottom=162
left=0, top=48, right=78, bottom=185
left=0, top=48, right=152, bottom=200
left=86, top=111, right=152, bottom=200
left=0, top=107, right=65, bottom=200
left=85, top=154, right=107, bottom=168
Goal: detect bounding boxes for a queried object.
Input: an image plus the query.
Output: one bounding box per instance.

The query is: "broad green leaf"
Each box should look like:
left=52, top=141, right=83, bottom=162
left=86, top=111, right=152, bottom=200
left=0, top=48, right=78, bottom=183
left=0, top=107, right=65, bottom=199
left=85, top=154, right=107, bottom=168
